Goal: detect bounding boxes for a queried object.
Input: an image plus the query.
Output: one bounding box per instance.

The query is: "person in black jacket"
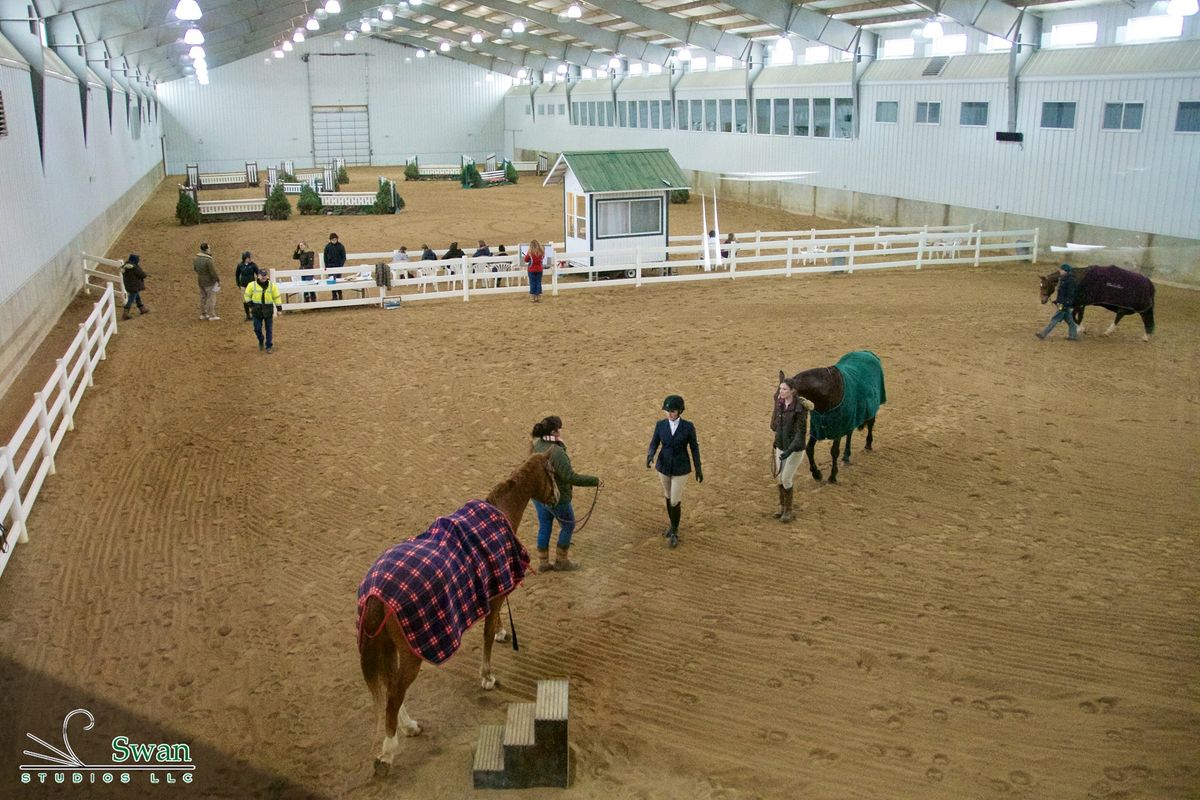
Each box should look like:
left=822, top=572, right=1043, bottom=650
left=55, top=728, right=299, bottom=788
left=442, top=241, right=465, bottom=260
left=771, top=377, right=814, bottom=523
left=324, top=233, right=347, bottom=301
left=293, top=242, right=316, bottom=302
left=120, top=254, right=148, bottom=320
left=235, top=251, right=258, bottom=321
left=646, top=395, right=702, bottom=548
left=1037, top=263, right=1079, bottom=341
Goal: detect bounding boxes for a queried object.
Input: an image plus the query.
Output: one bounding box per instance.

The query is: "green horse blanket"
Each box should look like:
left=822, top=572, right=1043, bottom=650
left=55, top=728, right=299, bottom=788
left=810, top=351, right=887, bottom=440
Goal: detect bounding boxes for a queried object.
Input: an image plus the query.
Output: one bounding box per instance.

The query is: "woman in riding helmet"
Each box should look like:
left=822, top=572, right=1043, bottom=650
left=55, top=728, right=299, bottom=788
left=646, top=395, right=703, bottom=549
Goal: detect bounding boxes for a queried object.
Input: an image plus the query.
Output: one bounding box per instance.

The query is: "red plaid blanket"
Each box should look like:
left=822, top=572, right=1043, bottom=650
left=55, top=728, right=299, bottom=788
left=357, top=500, right=529, bottom=664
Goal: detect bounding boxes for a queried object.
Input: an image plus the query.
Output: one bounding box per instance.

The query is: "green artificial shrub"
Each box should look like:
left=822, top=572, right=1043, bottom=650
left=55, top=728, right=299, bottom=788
left=336, top=165, right=349, bottom=185
left=463, top=162, right=483, bottom=189
left=504, top=160, right=518, bottom=184
left=279, top=171, right=297, bottom=183
left=373, top=181, right=396, bottom=214
left=265, top=183, right=292, bottom=220
left=297, top=184, right=323, bottom=215
left=669, top=189, right=690, bottom=205
left=404, top=162, right=420, bottom=181
left=175, top=189, right=199, bottom=226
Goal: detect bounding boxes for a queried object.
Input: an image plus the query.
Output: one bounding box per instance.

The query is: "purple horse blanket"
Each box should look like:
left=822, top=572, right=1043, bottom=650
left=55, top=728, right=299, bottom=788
left=1077, top=266, right=1155, bottom=313
left=357, top=500, right=529, bottom=664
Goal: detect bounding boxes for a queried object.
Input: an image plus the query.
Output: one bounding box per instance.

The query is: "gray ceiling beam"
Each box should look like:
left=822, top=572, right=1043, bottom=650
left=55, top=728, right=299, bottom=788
left=711, top=0, right=864, bottom=52
left=397, top=4, right=611, bottom=71
left=374, top=32, right=526, bottom=80
left=937, top=0, right=1024, bottom=40
left=382, top=21, right=553, bottom=72
left=582, top=0, right=759, bottom=60
left=471, top=0, right=674, bottom=65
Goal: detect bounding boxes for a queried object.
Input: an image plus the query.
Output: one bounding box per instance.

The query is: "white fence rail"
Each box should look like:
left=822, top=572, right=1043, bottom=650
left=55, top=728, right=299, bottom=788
left=0, top=284, right=119, bottom=579
left=271, top=226, right=1038, bottom=311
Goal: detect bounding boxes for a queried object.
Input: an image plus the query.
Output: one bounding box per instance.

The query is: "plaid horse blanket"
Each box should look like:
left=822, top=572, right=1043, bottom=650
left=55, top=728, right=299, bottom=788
left=1077, top=266, right=1155, bottom=313
left=810, top=351, right=887, bottom=441
left=357, top=500, right=529, bottom=664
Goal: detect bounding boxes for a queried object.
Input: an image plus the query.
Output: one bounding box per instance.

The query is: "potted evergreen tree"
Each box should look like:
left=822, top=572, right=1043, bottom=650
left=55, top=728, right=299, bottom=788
left=176, top=189, right=200, bottom=225
left=265, top=183, right=291, bottom=220
left=297, top=184, right=323, bottom=215
left=404, top=162, right=420, bottom=181
left=504, top=160, right=519, bottom=184
left=336, top=165, right=350, bottom=186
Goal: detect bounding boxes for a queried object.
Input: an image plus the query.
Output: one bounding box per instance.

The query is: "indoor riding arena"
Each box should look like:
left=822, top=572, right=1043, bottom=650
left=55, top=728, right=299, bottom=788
left=1, top=3, right=1198, bottom=800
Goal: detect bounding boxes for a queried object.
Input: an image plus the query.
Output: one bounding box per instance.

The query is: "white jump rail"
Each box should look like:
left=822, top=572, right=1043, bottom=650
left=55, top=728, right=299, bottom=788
left=320, top=192, right=376, bottom=207
left=199, top=199, right=266, bottom=217
left=405, top=156, right=461, bottom=177
left=0, top=283, right=119, bottom=579
left=185, top=162, right=259, bottom=189
left=81, top=253, right=128, bottom=303
left=479, top=169, right=507, bottom=184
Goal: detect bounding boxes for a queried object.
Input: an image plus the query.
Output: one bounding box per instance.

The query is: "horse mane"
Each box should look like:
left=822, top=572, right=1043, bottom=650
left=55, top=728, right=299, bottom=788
left=485, top=452, right=548, bottom=506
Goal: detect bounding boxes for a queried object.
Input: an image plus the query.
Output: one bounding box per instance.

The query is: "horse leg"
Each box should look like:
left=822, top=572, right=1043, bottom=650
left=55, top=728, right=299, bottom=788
left=1140, top=307, right=1155, bottom=341
left=828, top=439, right=841, bottom=483
left=842, top=428, right=853, bottom=464
left=864, top=418, right=876, bottom=451
left=1105, top=311, right=1125, bottom=337
left=1074, top=306, right=1086, bottom=336
left=480, top=595, right=506, bottom=690
left=376, top=626, right=423, bottom=777
left=806, top=434, right=822, bottom=482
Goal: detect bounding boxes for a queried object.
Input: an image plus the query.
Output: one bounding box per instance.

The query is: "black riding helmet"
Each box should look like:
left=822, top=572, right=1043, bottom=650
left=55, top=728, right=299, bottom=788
left=662, top=394, right=685, bottom=412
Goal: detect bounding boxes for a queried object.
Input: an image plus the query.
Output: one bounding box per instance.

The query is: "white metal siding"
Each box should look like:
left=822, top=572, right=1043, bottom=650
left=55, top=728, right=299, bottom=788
left=158, top=37, right=512, bottom=171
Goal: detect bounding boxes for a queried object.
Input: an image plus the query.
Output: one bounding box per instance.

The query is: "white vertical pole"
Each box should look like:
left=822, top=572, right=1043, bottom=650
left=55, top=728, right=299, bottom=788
left=848, top=236, right=855, bottom=274
left=916, top=229, right=926, bottom=271
left=35, top=393, right=55, bottom=476
left=755, top=230, right=761, bottom=257
left=730, top=243, right=737, bottom=278
left=1032, top=228, right=1040, bottom=264
left=56, top=359, right=74, bottom=431
left=700, top=196, right=710, bottom=272
left=1, top=447, right=29, bottom=544
left=79, top=323, right=95, bottom=387
left=551, top=256, right=559, bottom=297
left=712, top=188, right=722, bottom=270
left=973, top=229, right=982, bottom=267
left=98, top=285, right=113, bottom=359
left=786, top=238, right=794, bottom=277
left=462, top=257, right=470, bottom=302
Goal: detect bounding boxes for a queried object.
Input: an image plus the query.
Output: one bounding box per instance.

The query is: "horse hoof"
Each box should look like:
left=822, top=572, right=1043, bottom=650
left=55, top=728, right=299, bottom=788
left=494, top=629, right=510, bottom=643
left=811, top=471, right=823, bottom=482
left=828, top=476, right=838, bottom=485
left=404, top=721, right=422, bottom=737
left=374, top=759, right=391, bottom=778
left=865, top=444, right=873, bottom=451
left=481, top=675, right=497, bottom=691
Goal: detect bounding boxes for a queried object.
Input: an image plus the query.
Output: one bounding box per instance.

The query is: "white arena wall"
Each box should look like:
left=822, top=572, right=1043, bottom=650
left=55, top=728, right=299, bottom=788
left=507, top=39, right=1200, bottom=283
left=156, top=36, right=512, bottom=173
left=0, top=31, right=162, bottom=402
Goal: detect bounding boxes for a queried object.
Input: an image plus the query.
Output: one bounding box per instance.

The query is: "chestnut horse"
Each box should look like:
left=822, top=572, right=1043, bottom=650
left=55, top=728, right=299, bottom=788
left=357, top=451, right=558, bottom=775
left=1039, top=265, right=1156, bottom=341
left=781, top=350, right=887, bottom=484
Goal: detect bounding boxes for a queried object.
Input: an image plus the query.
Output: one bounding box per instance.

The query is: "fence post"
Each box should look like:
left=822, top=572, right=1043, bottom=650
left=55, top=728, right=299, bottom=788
left=79, top=323, right=96, bottom=387
left=1, top=447, right=29, bottom=544
left=916, top=228, right=926, bottom=271
left=848, top=236, right=855, bottom=274
left=635, top=252, right=642, bottom=288
left=785, top=239, right=794, bottom=277
left=755, top=230, right=761, bottom=258
left=730, top=244, right=737, bottom=278
left=1032, top=228, right=1040, bottom=263
left=462, top=257, right=470, bottom=302
left=635, top=247, right=642, bottom=286
left=551, top=258, right=560, bottom=296
left=56, top=359, right=75, bottom=431
left=973, top=229, right=982, bottom=267
left=35, top=392, right=56, bottom=476
left=97, top=285, right=113, bottom=360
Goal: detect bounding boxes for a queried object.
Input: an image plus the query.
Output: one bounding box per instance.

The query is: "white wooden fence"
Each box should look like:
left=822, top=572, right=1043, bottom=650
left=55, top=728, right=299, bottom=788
left=81, top=253, right=128, bottom=303
left=0, top=283, right=118, bottom=579
left=270, top=225, right=1039, bottom=311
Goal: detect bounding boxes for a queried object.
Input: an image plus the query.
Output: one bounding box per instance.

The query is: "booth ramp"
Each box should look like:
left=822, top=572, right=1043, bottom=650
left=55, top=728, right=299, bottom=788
left=473, top=678, right=569, bottom=789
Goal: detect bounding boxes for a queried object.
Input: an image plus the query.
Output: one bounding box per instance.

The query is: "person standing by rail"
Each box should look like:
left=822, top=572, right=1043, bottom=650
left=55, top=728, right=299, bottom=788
left=524, top=240, right=545, bottom=303
left=193, top=242, right=220, bottom=321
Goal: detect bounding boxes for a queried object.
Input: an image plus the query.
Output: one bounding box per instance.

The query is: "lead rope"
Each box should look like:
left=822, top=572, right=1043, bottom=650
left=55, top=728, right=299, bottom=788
left=549, top=483, right=600, bottom=535
left=505, top=597, right=519, bottom=651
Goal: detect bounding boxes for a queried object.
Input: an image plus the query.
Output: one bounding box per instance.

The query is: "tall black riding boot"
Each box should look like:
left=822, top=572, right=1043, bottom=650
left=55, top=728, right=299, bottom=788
left=662, top=498, right=674, bottom=538
left=667, top=502, right=681, bottom=549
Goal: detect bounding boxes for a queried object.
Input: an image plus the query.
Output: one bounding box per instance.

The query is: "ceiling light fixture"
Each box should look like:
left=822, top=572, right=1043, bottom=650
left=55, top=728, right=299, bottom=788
left=922, top=19, right=944, bottom=38
left=416, top=49, right=426, bottom=57
left=282, top=40, right=293, bottom=51
left=324, top=0, right=342, bottom=13
left=360, top=20, right=371, bottom=32
left=512, top=19, right=526, bottom=33
left=293, top=29, right=305, bottom=42
left=183, top=27, right=204, bottom=45
left=608, top=56, right=621, bottom=70
left=345, top=30, right=356, bottom=40
left=173, top=0, right=202, bottom=21
left=188, top=45, right=205, bottom=60
left=439, top=41, right=450, bottom=52
left=273, top=48, right=285, bottom=58
left=381, top=7, right=394, bottom=21
left=556, top=63, right=568, bottom=74
left=307, top=17, right=320, bottom=30
left=567, top=3, right=582, bottom=19
left=517, top=67, right=527, bottom=79
left=471, top=32, right=483, bottom=43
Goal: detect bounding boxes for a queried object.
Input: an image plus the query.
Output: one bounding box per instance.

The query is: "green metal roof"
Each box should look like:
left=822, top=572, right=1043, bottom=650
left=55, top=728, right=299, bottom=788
left=546, top=149, right=690, bottom=193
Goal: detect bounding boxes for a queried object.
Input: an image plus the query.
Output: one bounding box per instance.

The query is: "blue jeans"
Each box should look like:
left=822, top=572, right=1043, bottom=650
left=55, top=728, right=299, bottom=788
left=529, top=271, right=543, bottom=296
left=1040, top=307, right=1078, bottom=339
left=253, top=315, right=274, bottom=348
left=534, top=499, right=575, bottom=550
left=124, top=291, right=142, bottom=310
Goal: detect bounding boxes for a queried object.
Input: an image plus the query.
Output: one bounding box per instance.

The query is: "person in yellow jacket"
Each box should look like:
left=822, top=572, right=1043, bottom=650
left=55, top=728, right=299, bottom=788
left=243, top=268, right=283, bottom=353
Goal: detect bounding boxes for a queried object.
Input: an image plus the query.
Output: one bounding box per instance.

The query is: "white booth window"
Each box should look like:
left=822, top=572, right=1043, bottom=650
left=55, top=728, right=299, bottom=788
left=595, top=198, right=663, bottom=238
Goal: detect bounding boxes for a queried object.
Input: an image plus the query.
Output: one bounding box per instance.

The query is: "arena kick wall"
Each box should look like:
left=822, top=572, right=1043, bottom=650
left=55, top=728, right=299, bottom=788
left=156, top=36, right=510, bottom=174
left=0, top=30, right=162, bottom=402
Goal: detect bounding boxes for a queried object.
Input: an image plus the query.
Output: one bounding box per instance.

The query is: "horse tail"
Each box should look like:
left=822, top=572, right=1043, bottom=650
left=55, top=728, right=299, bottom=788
left=359, top=595, right=397, bottom=704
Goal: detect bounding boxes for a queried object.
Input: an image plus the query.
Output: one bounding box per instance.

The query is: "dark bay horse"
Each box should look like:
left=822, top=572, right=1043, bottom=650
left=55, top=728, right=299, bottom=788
left=357, top=451, right=559, bottom=775
left=781, top=350, right=887, bottom=484
left=1039, top=265, right=1156, bottom=341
